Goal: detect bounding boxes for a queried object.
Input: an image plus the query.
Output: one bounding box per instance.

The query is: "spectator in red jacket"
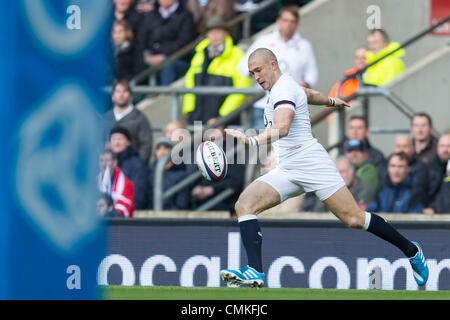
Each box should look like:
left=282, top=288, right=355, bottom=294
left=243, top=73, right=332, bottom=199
left=98, top=149, right=135, bottom=217
left=109, top=126, right=149, bottom=210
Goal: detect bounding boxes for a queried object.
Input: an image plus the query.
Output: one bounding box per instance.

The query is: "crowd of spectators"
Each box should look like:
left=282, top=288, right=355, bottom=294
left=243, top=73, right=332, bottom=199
left=99, top=1, right=449, bottom=217
left=302, top=27, right=449, bottom=216
left=98, top=92, right=247, bottom=216
left=304, top=117, right=450, bottom=215
left=107, top=0, right=287, bottom=85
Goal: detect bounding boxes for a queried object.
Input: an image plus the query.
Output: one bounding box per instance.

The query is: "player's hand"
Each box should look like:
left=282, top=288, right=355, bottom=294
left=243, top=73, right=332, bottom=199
left=334, top=98, right=352, bottom=108
left=224, top=128, right=249, bottom=145
left=328, top=97, right=352, bottom=109
left=325, top=98, right=352, bottom=110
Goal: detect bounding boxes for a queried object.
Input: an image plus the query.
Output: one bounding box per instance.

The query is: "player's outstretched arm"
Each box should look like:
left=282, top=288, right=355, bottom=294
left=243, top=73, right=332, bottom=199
left=225, top=108, right=294, bottom=146
left=303, top=87, right=351, bottom=109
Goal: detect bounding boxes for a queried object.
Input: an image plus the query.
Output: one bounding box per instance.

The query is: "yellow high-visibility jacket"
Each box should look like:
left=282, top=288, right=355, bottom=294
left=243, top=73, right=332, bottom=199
left=182, top=36, right=252, bottom=123
left=363, top=42, right=405, bottom=86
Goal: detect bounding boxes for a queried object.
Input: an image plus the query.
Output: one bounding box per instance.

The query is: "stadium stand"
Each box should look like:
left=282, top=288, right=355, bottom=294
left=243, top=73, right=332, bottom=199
left=103, top=0, right=449, bottom=217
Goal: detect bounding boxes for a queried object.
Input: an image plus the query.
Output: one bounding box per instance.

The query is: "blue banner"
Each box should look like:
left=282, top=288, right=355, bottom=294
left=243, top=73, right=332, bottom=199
left=0, top=1, right=112, bottom=299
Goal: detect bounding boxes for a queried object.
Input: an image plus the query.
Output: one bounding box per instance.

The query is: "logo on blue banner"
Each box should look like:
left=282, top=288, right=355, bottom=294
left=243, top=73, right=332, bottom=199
left=15, top=82, right=101, bottom=252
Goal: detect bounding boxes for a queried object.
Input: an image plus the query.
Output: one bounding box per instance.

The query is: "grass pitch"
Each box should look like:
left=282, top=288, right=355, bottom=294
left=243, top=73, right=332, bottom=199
left=105, top=285, right=450, bottom=300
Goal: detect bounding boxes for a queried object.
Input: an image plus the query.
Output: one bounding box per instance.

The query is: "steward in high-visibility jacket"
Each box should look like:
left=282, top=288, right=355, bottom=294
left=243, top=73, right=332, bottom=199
left=182, top=35, right=252, bottom=124
left=363, top=42, right=405, bottom=87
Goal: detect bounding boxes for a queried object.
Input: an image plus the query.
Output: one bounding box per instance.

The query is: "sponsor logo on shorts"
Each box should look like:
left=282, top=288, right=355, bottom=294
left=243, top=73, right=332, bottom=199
left=287, top=144, right=302, bottom=152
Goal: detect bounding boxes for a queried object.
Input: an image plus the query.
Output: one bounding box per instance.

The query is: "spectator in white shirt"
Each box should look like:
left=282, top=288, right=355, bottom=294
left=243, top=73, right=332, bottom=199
left=238, top=5, right=318, bottom=129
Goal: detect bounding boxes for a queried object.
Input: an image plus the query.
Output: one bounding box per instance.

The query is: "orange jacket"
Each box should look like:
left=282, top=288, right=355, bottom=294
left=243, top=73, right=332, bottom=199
left=329, top=68, right=361, bottom=99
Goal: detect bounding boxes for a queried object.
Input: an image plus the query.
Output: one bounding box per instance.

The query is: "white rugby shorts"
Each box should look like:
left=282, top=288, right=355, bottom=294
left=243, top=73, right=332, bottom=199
left=256, top=142, right=345, bottom=202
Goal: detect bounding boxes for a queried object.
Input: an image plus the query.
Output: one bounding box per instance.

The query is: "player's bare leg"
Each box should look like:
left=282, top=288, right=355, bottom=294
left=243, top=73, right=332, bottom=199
left=220, top=180, right=280, bottom=287
left=322, top=186, right=365, bottom=228
left=234, top=180, right=281, bottom=218
left=323, top=185, right=429, bottom=285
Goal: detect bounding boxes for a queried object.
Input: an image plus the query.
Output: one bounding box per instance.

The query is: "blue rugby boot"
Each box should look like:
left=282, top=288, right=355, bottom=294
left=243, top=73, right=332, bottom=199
left=220, top=265, right=265, bottom=288
left=409, top=241, right=429, bottom=286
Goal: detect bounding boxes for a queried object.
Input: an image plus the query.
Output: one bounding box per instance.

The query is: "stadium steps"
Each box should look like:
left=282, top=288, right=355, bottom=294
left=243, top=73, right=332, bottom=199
left=297, top=0, right=450, bottom=146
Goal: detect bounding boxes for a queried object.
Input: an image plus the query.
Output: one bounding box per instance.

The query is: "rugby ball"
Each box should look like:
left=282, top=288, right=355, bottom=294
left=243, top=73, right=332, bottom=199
left=196, top=141, right=228, bottom=181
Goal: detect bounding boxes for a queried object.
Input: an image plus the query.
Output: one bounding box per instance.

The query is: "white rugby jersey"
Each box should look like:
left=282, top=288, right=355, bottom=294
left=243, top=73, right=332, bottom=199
left=265, top=74, right=316, bottom=166
left=238, top=27, right=318, bottom=109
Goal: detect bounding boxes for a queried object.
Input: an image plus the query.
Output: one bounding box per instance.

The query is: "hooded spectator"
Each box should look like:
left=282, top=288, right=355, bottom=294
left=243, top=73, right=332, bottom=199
left=109, top=126, right=149, bottom=209
left=148, top=136, right=190, bottom=210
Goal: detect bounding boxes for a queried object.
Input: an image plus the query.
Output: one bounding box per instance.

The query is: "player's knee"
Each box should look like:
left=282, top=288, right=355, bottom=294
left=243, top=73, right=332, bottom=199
left=234, top=199, right=255, bottom=217
left=234, top=200, right=247, bottom=217
left=345, top=214, right=365, bottom=229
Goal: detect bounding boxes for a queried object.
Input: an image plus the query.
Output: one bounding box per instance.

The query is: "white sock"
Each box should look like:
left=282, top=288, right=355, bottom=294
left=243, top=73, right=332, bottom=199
left=363, top=211, right=371, bottom=230
left=238, top=214, right=258, bottom=223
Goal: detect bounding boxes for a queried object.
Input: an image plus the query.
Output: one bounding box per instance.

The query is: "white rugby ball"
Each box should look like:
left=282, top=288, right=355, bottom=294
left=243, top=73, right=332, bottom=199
left=196, top=141, right=228, bottom=181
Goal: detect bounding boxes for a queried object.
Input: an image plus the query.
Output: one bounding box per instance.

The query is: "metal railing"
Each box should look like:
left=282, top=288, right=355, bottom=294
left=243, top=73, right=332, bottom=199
left=352, top=86, right=441, bottom=137
left=322, top=86, right=442, bottom=153
left=130, top=0, right=278, bottom=86
left=131, top=85, right=264, bottom=121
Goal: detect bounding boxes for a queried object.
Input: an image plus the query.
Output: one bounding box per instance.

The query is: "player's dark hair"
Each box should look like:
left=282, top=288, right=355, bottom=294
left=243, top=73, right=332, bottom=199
left=411, top=112, right=433, bottom=128
left=349, top=115, right=368, bottom=129
left=112, top=78, right=132, bottom=95
left=388, top=152, right=411, bottom=166
left=369, top=28, right=390, bottom=44
left=278, top=5, right=300, bottom=22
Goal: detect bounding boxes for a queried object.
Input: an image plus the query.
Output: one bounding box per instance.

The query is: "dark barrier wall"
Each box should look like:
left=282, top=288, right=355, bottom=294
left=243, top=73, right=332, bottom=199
left=101, top=219, right=450, bottom=290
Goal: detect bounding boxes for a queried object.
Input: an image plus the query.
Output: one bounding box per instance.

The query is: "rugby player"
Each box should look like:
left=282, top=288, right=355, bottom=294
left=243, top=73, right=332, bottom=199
left=220, top=48, right=428, bottom=288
